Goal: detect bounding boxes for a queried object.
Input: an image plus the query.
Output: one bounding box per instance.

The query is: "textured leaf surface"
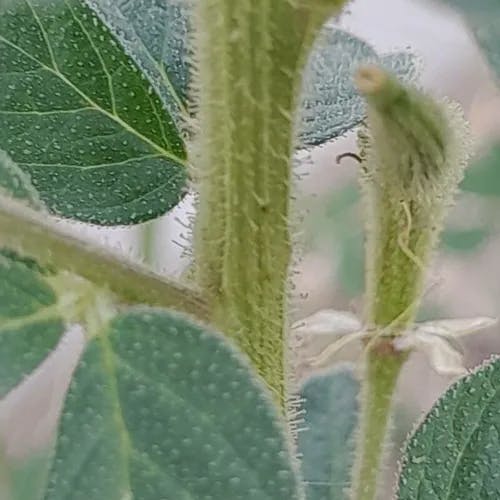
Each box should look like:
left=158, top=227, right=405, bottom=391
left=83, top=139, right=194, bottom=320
left=397, top=356, right=500, bottom=500
left=298, top=367, right=359, bottom=500
left=85, top=0, right=190, bottom=116
left=45, top=309, right=301, bottom=500
left=6, top=449, right=52, bottom=500
left=444, top=0, right=500, bottom=79
left=300, top=27, right=417, bottom=147
left=0, top=0, right=186, bottom=225
left=0, top=250, right=64, bottom=398
left=0, top=150, right=44, bottom=209
left=84, top=3, right=417, bottom=152
left=89, top=2, right=417, bottom=150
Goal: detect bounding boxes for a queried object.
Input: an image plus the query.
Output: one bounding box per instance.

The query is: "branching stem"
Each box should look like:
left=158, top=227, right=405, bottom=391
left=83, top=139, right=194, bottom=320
left=0, top=196, right=208, bottom=320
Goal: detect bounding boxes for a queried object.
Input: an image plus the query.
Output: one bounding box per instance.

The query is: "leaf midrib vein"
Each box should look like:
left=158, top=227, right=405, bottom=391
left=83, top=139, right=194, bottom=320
left=64, top=0, right=117, bottom=115
left=129, top=9, right=187, bottom=116
left=0, top=108, right=94, bottom=115
left=0, top=35, right=185, bottom=166
left=115, top=354, right=274, bottom=499
left=19, top=153, right=163, bottom=170
left=25, top=0, right=60, bottom=72
left=0, top=303, right=60, bottom=332
left=85, top=0, right=188, bottom=116
left=443, top=377, right=499, bottom=499
left=98, top=333, right=134, bottom=499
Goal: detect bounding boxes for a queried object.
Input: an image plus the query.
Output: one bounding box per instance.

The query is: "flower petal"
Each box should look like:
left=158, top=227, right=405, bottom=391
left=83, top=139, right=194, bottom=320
left=394, top=331, right=466, bottom=376
left=292, top=309, right=362, bottom=336
left=414, top=316, right=497, bottom=338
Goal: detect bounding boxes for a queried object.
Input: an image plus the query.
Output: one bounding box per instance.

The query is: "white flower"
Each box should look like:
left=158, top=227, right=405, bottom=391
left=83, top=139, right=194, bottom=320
left=293, top=309, right=497, bottom=375
left=394, top=317, right=497, bottom=375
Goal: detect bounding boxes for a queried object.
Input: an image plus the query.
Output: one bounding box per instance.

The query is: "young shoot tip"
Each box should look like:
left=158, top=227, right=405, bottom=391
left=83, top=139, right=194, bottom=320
left=355, top=64, right=388, bottom=96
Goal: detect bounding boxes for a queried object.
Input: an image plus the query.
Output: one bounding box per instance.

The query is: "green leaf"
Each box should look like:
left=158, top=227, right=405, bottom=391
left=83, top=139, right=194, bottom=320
left=0, top=0, right=187, bottom=225
left=86, top=0, right=190, bottom=115
left=298, top=366, right=359, bottom=500
left=397, top=356, right=500, bottom=499
left=443, top=1, right=500, bottom=79
left=6, top=449, right=53, bottom=500
left=461, top=143, right=500, bottom=196
left=300, top=27, right=418, bottom=147
left=91, top=3, right=416, bottom=152
left=441, top=227, right=489, bottom=253
left=45, top=308, right=301, bottom=500
left=0, top=150, right=44, bottom=209
left=0, top=249, right=64, bottom=398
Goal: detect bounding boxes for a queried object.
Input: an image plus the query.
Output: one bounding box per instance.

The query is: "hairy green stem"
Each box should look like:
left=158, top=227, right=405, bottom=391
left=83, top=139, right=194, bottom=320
left=192, top=0, right=347, bottom=403
left=351, top=66, right=469, bottom=500
left=352, top=345, right=407, bottom=500
left=0, top=196, right=208, bottom=320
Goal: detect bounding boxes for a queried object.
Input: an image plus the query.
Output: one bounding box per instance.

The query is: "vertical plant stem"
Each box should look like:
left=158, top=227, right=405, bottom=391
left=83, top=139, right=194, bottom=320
left=192, top=0, right=346, bottom=404
left=352, top=345, right=407, bottom=500
left=365, top=201, right=429, bottom=328
left=350, top=66, right=469, bottom=500
left=352, top=196, right=417, bottom=500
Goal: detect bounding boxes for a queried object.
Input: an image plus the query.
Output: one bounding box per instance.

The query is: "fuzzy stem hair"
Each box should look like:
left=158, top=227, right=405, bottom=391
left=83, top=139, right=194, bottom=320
left=191, top=0, right=347, bottom=405
left=351, top=65, right=470, bottom=500
left=0, top=195, right=208, bottom=319
left=353, top=345, right=408, bottom=500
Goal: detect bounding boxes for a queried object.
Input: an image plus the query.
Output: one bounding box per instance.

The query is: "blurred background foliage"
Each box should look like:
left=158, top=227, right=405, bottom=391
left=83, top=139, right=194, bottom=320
left=305, top=141, right=500, bottom=302
left=3, top=0, right=500, bottom=499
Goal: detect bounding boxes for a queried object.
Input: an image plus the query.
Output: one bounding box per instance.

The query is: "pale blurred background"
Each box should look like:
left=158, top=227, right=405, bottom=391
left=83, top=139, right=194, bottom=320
left=3, top=0, right=500, bottom=496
